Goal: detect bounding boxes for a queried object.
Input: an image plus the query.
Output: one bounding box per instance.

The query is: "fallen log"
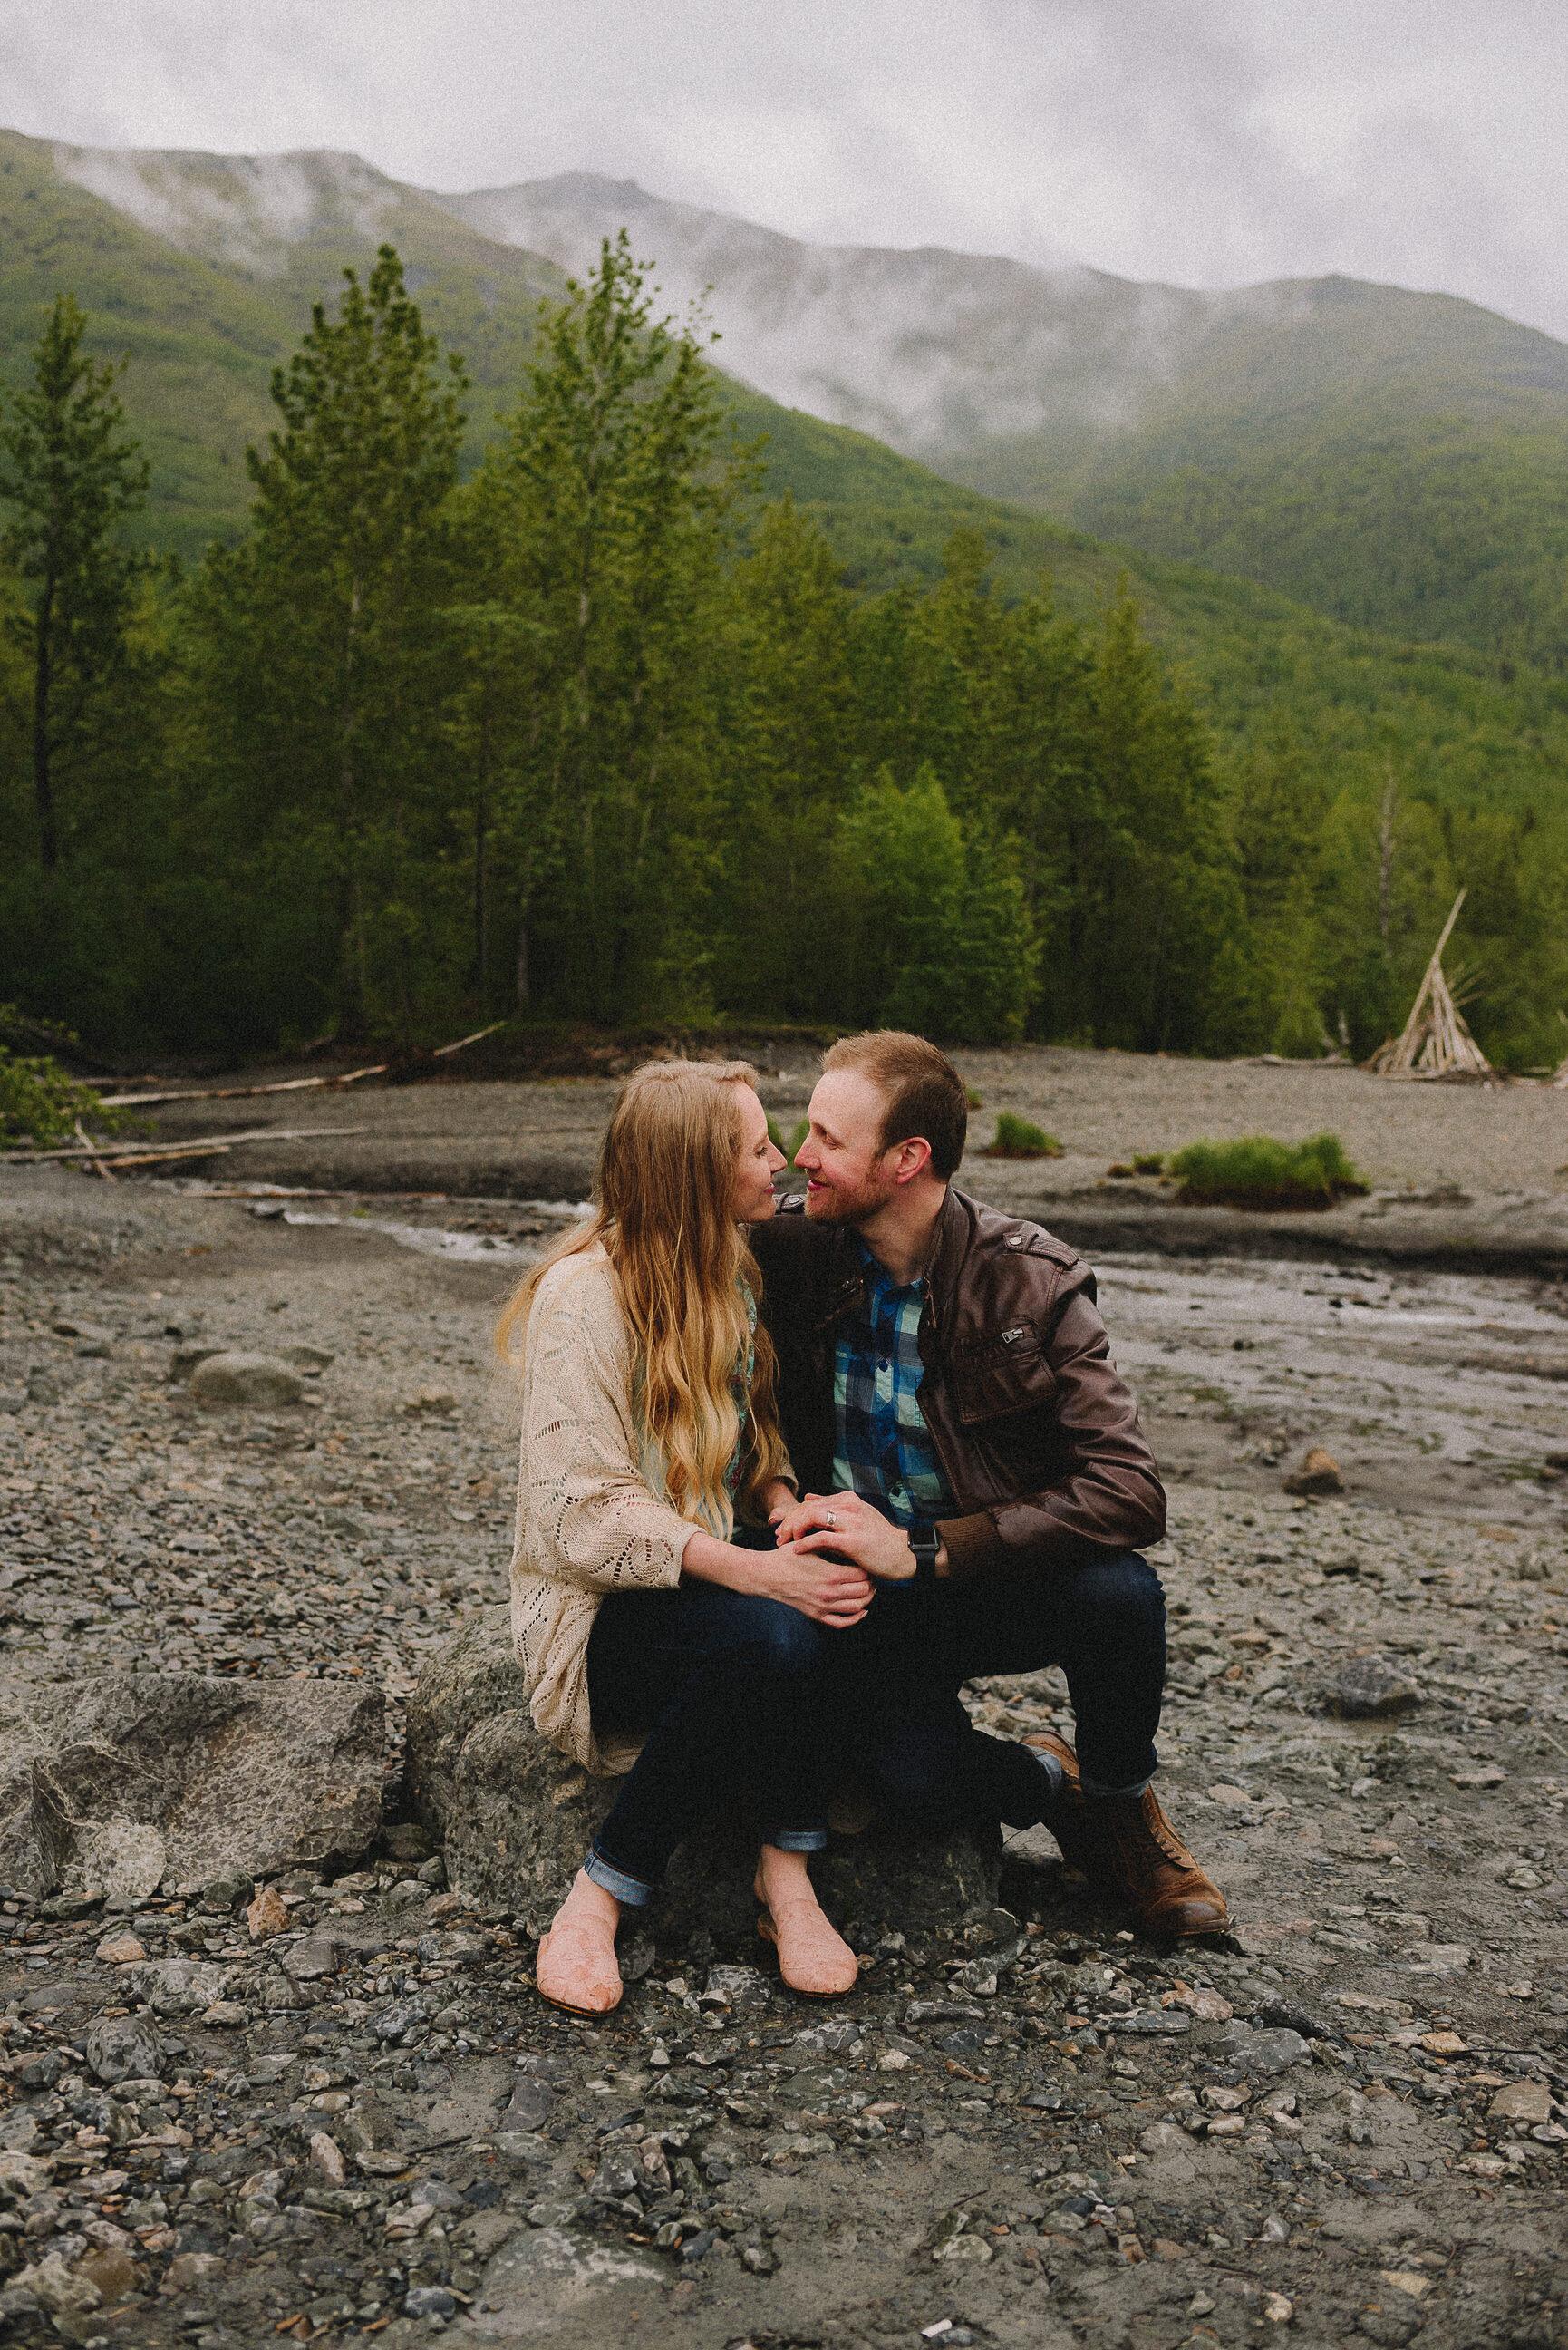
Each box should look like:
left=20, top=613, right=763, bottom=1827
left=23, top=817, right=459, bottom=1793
left=0, top=1123, right=369, bottom=1166
left=94, top=1020, right=504, bottom=1109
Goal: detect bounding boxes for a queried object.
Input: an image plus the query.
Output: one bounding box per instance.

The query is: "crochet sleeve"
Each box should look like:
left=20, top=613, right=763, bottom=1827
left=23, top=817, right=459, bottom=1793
left=522, top=1261, right=698, bottom=1593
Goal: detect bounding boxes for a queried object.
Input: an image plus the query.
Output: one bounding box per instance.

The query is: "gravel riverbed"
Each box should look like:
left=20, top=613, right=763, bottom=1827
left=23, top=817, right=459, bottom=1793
left=0, top=1078, right=1565, bottom=2349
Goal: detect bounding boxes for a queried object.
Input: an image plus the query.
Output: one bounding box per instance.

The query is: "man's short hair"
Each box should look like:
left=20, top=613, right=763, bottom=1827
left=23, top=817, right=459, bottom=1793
left=823, top=1031, right=968, bottom=1180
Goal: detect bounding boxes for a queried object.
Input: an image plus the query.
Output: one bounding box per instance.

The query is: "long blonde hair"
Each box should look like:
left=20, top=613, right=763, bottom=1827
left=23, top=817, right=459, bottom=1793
left=496, top=1059, right=790, bottom=1530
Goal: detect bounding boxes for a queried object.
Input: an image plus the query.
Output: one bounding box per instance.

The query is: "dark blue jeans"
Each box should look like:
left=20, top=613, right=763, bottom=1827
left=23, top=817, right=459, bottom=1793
left=585, top=1541, right=829, bottom=1905
left=580, top=1546, right=1165, bottom=1902
left=823, top=1549, right=1166, bottom=1833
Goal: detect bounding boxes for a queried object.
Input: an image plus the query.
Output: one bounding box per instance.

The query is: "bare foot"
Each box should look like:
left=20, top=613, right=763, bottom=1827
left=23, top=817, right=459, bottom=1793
left=753, top=1845, right=858, bottom=1997
left=536, top=1869, right=623, bottom=2015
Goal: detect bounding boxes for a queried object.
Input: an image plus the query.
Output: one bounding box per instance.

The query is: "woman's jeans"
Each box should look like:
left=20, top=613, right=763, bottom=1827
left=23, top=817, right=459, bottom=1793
left=584, top=1534, right=829, bottom=1907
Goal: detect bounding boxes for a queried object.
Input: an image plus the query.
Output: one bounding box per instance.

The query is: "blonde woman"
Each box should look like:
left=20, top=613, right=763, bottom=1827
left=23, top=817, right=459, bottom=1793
left=497, top=1061, right=871, bottom=2016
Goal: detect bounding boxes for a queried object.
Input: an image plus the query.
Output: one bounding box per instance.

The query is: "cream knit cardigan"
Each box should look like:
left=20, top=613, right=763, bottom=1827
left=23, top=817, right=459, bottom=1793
left=511, top=1244, right=769, bottom=1777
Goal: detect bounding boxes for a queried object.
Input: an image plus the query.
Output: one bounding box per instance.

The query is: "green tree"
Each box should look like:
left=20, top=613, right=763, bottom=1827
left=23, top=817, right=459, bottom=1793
left=472, top=236, right=754, bottom=1018
left=832, top=766, right=1036, bottom=1039
left=0, top=293, right=149, bottom=872
left=186, top=247, right=469, bottom=1038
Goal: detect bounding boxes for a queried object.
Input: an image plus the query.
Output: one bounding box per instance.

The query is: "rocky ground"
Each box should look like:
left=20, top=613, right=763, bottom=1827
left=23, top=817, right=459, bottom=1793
left=0, top=1058, right=1565, bottom=2350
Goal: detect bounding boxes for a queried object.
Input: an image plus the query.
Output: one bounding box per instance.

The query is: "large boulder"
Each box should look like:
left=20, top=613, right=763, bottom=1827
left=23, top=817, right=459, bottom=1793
left=0, top=1675, right=384, bottom=1898
left=406, top=1607, right=1002, bottom=1952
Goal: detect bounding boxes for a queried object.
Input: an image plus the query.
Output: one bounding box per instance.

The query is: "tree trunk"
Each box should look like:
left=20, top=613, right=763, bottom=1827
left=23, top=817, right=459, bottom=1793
left=515, top=920, right=529, bottom=1008
left=33, top=571, right=57, bottom=873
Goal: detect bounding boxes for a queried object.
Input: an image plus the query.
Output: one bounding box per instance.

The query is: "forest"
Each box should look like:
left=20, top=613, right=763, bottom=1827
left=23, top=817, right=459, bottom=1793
left=4, top=237, right=1568, bottom=1069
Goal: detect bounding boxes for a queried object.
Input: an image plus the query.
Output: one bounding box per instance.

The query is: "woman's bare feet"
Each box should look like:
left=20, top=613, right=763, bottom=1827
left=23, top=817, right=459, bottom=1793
left=536, top=1869, right=624, bottom=2015
left=753, top=1845, right=858, bottom=1997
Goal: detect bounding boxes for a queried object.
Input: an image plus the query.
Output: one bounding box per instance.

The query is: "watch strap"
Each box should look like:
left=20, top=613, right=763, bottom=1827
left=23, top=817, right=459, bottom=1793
left=907, top=1525, right=940, bottom=1584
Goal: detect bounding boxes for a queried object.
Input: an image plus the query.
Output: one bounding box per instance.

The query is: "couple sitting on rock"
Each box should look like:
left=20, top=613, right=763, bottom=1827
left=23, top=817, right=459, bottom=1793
left=497, top=1032, right=1227, bottom=2017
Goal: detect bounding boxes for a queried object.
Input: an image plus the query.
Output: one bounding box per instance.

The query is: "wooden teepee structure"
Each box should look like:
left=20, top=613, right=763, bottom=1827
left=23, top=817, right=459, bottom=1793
left=1369, top=891, right=1492, bottom=1078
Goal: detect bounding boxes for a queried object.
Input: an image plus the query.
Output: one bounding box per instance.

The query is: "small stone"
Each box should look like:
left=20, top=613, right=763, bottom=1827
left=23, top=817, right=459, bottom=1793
left=85, top=2011, right=163, bottom=2084
left=284, top=1345, right=335, bottom=1373
left=124, top=1957, right=228, bottom=2015
left=76, top=2246, right=137, bottom=2305
left=282, top=1933, right=340, bottom=1980
left=247, top=1887, right=291, bottom=1941
left=165, top=2252, right=227, bottom=2293
left=404, top=2285, right=457, bottom=2318
left=1450, top=1763, right=1506, bottom=1788
left=699, top=1964, right=771, bottom=2014
left=1418, top=2031, right=1467, bottom=2055
left=1263, top=2292, right=1293, bottom=2325
left=79, top=1818, right=167, bottom=1904
left=1282, top=1448, right=1342, bottom=1497
left=95, top=1930, right=146, bottom=1965
left=200, top=1868, right=256, bottom=1910
left=1138, top=2123, right=1194, bottom=2155
left=1379, top=2271, right=1433, bottom=2301
left=403, top=1387, right=458, bottom=1415
left=1321, top=1656, right=1420, bottom=1718
left=1504, top=1862, right=1544, bottom=1889
left=1163, top=1986, right=1234, bottom=2022
left=24, top=2255, right=102, bottom=2318
left=309, top=2130, right=347, bottom=2185
left=189, top=1351, right=303, bottom=1407
left=1489, top=2081, right=1552, bottom=2126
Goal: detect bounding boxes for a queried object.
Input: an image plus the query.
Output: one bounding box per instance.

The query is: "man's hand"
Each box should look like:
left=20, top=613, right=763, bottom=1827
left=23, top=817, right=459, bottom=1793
left=771, top=1490, right=919, bottom=1583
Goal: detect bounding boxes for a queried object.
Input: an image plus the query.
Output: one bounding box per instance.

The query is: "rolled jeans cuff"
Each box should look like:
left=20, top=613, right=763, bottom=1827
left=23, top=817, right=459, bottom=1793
left=584, top=1843, right=657, bottom=1908
left=765, top=1828, right=828, bottom=1852
left=1081, top=1771, right=1153, bottom=1801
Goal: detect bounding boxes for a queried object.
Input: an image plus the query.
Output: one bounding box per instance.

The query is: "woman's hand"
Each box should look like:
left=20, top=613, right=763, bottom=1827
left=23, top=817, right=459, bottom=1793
left=758, top=1478, right=798, bottom=1520
left=772, top=1490, right=919, bottom=1583
left=683, top=1526, right=872, bottom=1626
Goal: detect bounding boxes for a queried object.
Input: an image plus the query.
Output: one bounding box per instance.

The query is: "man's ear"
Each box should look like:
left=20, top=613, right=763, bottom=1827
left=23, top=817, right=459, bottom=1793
left=893, top=1136, right=934, bottom=1186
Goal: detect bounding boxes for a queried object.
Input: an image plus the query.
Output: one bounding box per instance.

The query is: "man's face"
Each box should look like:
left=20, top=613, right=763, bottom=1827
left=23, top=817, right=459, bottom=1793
left=795, top=1069, right=902, bottom=1224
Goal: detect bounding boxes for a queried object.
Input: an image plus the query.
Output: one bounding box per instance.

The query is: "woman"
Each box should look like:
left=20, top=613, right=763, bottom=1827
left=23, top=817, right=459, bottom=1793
left=497, top=1060, right=872, bottom=2016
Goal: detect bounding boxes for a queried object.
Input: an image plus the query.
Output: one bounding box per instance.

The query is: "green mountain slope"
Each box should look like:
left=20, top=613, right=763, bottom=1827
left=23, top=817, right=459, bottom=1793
left=3, top=124, right=1566, bottom=829
left=432, top=173, right=1568, bottom=666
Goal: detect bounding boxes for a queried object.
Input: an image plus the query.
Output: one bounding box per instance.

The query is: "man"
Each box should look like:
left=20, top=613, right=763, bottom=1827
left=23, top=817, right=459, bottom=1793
left=750, top=1029, right=1227, bottom=1939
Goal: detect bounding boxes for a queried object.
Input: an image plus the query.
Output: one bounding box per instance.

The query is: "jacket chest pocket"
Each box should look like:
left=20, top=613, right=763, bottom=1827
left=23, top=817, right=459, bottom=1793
left=950, top=1325, right=1056, bottom=1425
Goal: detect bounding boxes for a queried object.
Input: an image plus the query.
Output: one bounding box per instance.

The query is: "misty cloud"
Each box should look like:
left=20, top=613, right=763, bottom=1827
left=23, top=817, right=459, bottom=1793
left=7, top=0, right=1567, bottom=336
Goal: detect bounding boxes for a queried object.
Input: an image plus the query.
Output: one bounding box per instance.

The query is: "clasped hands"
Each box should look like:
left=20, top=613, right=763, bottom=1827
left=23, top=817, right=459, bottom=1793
left=732, top=1485, right=923, bottom=1629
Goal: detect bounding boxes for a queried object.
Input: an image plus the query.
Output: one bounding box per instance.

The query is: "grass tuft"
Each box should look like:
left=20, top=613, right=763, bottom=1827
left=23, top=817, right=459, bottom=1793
left=1166, top=1131, right=1367, bottom=1212
left=982, top=1112, right=1064, bottom=1160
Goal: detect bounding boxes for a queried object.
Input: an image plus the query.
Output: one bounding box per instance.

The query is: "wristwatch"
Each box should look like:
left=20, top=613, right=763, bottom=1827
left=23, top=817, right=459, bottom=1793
left=906, top=1525, right=941, bottom=1585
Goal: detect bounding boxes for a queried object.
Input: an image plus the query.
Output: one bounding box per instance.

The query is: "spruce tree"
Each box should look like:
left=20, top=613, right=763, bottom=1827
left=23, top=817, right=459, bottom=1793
left=0, top=294, right=149, bottom=872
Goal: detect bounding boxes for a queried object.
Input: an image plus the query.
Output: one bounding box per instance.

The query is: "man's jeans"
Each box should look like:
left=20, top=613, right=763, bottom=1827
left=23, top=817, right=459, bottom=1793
left=582, top=1545, right=1164, bottom=1900
left=822, top=1549, right=1166, bottom=1830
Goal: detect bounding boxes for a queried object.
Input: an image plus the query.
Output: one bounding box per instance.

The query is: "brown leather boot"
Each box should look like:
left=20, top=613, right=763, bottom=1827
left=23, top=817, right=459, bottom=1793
left=1063, top=1783, right=1230, bottom=1939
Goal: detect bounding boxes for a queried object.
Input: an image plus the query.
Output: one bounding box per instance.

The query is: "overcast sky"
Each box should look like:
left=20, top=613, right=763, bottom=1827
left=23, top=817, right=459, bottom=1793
left=6, top=0, right=1567, bottom=339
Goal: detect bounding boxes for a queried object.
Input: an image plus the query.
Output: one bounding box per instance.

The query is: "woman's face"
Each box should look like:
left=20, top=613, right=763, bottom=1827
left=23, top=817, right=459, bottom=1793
left=731, top=1084, right=787, bottom=1222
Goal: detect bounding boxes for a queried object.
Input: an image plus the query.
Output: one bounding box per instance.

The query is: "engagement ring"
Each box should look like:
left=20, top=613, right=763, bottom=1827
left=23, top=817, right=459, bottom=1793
left=826, top=1510, right=837, bottom=1529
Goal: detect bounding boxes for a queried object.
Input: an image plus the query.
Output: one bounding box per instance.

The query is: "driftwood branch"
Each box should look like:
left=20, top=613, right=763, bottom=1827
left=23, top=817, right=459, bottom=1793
left=93, top=1020, right=505, bottom=1112
left=1, top=1124, right=369, bottom=1168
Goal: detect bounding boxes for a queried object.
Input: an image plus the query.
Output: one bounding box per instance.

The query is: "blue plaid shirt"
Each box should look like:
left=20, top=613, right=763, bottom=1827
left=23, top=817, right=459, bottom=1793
left=832, top=1240, right=955, bottom=1529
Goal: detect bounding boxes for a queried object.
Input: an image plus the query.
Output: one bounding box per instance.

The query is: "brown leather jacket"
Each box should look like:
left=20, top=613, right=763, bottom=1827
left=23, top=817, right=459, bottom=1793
left=749, top=1186, right=1166, bottom=1578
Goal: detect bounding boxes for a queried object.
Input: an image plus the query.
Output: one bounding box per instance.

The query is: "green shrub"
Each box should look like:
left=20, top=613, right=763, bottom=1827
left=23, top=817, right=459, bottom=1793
left=1166, top=1131, right=1366, bottom=1211
left=982, top=1112, right=1063, bottom=1160
left=0, top=1047, right=129, bottom=1151
left=1132, top=1151, right=1165, bottom=1175
left=965, top=1085, right=984, bottom=1110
